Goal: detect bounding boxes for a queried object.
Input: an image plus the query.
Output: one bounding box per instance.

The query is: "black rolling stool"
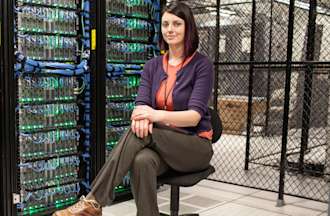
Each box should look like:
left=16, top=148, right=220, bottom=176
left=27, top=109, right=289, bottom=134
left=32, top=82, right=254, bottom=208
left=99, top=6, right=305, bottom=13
left=158, top=107, right=222, bottom=216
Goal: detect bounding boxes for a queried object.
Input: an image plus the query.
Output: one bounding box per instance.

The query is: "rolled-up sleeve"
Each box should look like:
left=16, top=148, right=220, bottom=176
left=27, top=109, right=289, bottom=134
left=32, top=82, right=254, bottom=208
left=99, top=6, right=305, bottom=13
left=135, top=60, right=153, bottom=106
left=188, top=58, right=214, bottom=116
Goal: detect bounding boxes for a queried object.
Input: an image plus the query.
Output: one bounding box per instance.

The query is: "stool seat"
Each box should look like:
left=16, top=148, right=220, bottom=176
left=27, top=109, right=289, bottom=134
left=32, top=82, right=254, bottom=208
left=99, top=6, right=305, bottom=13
left=157, top=166, right=215, bottom=187
left=157, top=166, right=216, bottom=216
left=157, top=107, right=221, bottom=216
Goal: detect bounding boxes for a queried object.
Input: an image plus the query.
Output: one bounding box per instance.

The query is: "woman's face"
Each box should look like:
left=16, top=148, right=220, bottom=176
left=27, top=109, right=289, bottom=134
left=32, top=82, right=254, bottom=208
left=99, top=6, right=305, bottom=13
left=161, top=12, right=185, bottom=47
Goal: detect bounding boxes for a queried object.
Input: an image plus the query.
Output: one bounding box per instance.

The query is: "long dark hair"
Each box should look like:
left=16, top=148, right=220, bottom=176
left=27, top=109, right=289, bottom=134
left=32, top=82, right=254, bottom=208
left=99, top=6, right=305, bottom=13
left=159, top=1, right=199, bottom=58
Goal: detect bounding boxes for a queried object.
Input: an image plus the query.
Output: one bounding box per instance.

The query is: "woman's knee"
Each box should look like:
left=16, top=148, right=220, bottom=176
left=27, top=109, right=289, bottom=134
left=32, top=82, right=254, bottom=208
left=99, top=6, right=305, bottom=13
left=132, top=149, right=159, bottom=170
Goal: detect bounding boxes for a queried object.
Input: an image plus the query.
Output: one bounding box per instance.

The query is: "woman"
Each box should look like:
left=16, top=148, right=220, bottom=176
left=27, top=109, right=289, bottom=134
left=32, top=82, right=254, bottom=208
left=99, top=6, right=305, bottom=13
left=53, top=2, right=214, bottom=216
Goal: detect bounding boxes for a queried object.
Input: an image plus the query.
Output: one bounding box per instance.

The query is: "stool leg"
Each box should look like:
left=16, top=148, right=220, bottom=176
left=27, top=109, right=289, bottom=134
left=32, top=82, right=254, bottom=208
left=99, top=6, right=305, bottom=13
left=170, top=186, right=180, bottom=216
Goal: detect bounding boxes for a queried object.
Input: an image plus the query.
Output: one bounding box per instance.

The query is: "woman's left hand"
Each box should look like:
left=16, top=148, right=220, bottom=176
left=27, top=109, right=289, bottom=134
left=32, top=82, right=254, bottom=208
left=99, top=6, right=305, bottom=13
left=131, top=105, right=162, bottom=123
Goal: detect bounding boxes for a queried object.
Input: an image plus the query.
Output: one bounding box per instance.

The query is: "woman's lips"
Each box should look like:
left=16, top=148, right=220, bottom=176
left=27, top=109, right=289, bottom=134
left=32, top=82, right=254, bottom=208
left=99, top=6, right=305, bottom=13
left=167, top=36, right=176, bottom=40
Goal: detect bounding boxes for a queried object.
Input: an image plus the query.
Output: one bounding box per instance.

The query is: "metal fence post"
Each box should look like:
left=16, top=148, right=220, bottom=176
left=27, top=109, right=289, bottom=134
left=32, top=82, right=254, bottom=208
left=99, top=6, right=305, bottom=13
left=328, top=71, right=330, bottom=215
left=213, top=0, right=220, bottom=112
left=298, top=0, right=317, bottom=174
left=277, top=0, right=296, bottom=207
left=327, top=63, right=330, bottom=216
left=244, top=0, right=256, bottom=171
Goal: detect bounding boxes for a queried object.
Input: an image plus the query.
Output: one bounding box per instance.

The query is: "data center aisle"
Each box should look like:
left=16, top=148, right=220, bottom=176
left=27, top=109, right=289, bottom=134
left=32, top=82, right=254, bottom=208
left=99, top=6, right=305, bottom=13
left=102, top=180, right=327, bottom=216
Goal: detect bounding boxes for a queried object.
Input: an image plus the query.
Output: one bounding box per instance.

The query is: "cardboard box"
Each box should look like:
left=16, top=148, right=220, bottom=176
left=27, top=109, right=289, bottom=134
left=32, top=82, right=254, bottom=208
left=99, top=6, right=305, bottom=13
left=218, top=96, right=266, bottom=135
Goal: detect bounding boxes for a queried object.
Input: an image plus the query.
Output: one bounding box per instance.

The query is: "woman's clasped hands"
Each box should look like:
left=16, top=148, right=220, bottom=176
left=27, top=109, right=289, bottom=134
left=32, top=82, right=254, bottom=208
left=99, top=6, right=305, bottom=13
left=130, top=105, right=163, bottom=138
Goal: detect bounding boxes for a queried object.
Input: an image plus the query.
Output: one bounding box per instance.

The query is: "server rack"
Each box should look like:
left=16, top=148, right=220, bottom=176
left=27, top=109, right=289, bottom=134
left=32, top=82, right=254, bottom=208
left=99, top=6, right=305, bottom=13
left=0, top=0, right=17, bottom=215
left=104, top=0, right=161, bottom=198
left=1, top=0, right=93, bottom=215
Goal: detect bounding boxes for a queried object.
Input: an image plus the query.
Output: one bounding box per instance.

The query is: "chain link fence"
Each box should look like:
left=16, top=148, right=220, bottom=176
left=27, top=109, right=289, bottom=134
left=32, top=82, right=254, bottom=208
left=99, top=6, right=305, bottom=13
left=182, top=0, right=330, bottom=203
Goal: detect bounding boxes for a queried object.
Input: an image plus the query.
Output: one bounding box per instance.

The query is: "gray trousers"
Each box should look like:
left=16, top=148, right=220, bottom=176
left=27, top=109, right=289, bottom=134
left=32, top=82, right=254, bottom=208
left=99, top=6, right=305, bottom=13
left=90, top=124, right=213, bottom=216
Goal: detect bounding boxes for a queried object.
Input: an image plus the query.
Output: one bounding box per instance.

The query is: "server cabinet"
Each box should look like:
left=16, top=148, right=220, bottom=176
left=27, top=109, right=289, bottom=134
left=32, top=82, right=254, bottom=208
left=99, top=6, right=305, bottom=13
left=104, top=0, right=161, bottom=198
left=2, top=0, right=93, bottom=215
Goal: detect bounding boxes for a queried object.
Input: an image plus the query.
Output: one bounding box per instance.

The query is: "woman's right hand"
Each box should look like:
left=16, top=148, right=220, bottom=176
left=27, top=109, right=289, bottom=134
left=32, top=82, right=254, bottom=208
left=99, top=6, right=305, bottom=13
left=131, top=118, right=153, bottom=138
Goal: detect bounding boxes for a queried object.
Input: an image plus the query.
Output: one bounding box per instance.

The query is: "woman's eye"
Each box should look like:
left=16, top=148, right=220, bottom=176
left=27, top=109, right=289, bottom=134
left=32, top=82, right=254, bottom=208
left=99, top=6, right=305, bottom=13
left=162, top=23, right=169, bottom=27
left=173, top=22, right=183, bottom=27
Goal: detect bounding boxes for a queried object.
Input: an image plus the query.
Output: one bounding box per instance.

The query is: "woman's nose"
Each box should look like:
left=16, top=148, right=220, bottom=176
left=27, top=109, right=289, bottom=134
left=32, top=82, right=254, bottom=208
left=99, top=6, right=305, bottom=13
left=167, top=24, right=173, bottom=31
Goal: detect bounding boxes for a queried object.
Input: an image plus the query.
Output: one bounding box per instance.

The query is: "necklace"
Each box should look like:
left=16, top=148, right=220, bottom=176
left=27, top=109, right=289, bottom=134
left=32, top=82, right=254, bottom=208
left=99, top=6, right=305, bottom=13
left=163, top=57, right=184, bottom=110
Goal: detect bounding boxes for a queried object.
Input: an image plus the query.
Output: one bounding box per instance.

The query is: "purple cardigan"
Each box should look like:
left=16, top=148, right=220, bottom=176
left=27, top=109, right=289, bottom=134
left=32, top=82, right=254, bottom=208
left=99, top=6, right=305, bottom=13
left=135, top=52, right=214, bottom=135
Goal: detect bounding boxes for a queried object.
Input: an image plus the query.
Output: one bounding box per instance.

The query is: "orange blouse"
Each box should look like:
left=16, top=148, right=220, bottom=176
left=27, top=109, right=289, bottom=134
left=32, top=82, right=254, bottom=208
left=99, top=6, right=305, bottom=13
left=155, top=52, right=213, bottom=140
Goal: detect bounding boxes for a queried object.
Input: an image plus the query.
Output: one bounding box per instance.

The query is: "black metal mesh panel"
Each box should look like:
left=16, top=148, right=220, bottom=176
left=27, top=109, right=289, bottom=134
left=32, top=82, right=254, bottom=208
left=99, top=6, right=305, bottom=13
left=280, top=1, right=330, bottom=202
left=211, top=0, right=282, bottom=192
left=172, top=0, right=330, bottom=203
left=292, top=7, right=309, bottom=61
left=249, top=67, right=285, bottom=163
left=270, top=2, right=289, bottom=61
left=283, top=67, right=329, bottom=202
left=218, top=65, right=249, bottom=132
left=196, top=22, right=217, bottom=60
left=316, top=2, right=330, bottom=62
left=219, top=2, right=252, bottom=62
left=318, top=7, right=330, bottom=193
